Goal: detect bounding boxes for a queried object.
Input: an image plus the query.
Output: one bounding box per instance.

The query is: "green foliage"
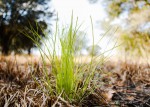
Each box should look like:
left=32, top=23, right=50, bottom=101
left=56, top=15, right=76, bottom=98
left=0, top=0, right=54, bottom=55
left=23, top=14, right=109, bottom=103
left=87, top=45, right=101, bottom=56
left=51, top=15, right=99, bottom=101
left=120, top=31, right=150, bottom=56
left=74, top=31, right=88, bottom=55
left=105, top=0, right=150, bottom=18
left=97, top=0, right=150, bottom=56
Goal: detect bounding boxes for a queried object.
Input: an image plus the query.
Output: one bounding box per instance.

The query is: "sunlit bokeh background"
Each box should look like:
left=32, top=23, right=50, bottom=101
left=0, top=0, right=149, bottom=58
left=33, top=0, right=118, bottom=56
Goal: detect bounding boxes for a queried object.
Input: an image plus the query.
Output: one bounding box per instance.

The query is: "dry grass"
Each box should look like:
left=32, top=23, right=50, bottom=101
left=0, top=55, right=150, bottom=106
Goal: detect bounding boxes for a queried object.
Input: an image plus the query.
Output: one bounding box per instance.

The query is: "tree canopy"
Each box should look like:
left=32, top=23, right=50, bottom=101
left=89, top=0, right=150, bottom=56
left=0, top=0, right=54, bottom=55
left=106, top=0, right=150, bottom=56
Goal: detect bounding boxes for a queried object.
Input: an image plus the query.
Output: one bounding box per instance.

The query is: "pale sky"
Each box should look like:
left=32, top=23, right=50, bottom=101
left=34, top=0, right=117, bottom=56
left=51, top=0, right=106, bottom=40
left=51, top=0, right=106, bottom=24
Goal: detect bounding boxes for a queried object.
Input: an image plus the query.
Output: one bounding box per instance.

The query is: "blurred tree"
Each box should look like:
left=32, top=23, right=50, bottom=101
left=0, top=0, right=54, bottom=55
left=86, top=45, right=101, bottom=56
left=104, top=0, right=150, bottom=18
left=74, top=31, right=88, bottom=55
left=106, top=0, right=150, bottom=56
left=89, top=0, right=150, bottom=56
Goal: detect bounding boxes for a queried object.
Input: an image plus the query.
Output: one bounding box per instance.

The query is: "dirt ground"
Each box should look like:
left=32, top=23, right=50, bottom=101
left=0, top=55, right=150, bottom=106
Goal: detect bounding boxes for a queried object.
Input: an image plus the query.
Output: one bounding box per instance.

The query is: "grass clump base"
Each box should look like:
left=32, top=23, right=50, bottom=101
left=19, top=14, right=107, bottom=105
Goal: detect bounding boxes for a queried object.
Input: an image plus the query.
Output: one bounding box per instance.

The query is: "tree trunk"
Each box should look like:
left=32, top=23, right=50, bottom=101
left=1, top=36, right=10, bottom=55
left=1, top=44, right=9, bottom=55
left=28, top=48, right=31, bottom=55
left=0, top=23, right=10, bottom=55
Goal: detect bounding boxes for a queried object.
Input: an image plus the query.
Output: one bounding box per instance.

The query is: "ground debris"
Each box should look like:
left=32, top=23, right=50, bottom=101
left=0, top=57, right=150, bottom=107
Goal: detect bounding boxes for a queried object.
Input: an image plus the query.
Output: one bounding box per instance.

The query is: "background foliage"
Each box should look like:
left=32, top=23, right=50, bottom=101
left=0, top=0, right=54, bottom=55
left=89, top=0, right=150, bottom=56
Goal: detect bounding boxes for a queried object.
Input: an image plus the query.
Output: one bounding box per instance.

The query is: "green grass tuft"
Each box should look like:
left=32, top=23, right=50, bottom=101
left=21, top=13, right=114, bottom=103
